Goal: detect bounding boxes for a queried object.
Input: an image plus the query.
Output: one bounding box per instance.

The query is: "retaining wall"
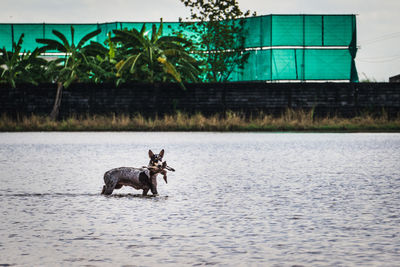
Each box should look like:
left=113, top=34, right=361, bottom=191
left=0, top=82, right=399, bottom=117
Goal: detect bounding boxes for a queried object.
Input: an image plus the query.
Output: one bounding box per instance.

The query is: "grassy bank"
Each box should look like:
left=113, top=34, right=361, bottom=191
left=1, top=110, right=400, bottom=132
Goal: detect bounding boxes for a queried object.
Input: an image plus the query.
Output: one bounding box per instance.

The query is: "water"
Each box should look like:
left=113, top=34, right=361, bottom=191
left=0, top=132, right=399, bottom=267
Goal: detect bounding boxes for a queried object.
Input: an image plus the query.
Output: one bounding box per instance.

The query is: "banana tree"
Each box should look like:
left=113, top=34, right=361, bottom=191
left=0, top=34, right=47, bottom=88
left=112, top=22, right=201, bottom=88
left=84, top=34, right=118, bottom=83
left=36, top=26, right=102, bottom=120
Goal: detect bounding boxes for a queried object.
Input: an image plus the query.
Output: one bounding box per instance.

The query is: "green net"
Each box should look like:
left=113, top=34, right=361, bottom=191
left=229, top=48, right=354, bottom=81
left=0, top=14, right=358, bottom=82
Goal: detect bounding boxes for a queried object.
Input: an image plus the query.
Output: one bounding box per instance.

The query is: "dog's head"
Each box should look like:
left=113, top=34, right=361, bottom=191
left=148, top=149, right=164, bottom=169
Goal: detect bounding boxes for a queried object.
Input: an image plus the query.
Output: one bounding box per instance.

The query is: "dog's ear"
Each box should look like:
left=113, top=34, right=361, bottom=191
left=159, top=149, right=164, bottom=158
left=148, top=150, right=154, bottom=158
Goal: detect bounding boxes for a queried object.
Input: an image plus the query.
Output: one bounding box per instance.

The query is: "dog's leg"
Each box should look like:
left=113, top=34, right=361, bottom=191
left=102, top=174, right=118, bottom=195
left=150, top=184, right=158, bottom=196
left=142, top=188, right=149, bottom=196
left=102, top=185, right=115, bottom=195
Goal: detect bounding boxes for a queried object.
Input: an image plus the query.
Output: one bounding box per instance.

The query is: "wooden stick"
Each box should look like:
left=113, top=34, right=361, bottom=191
left=141, top=164, right=175, bottom=172
left=165, top=166, right=175, bottom=172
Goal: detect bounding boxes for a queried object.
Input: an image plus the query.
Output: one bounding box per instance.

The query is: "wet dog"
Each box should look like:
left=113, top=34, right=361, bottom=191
left=101, top=149, right=174, bottom=196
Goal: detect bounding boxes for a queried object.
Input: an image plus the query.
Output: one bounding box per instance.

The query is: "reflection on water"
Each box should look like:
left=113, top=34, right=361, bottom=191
left=0, top=132, right=399, bottom=266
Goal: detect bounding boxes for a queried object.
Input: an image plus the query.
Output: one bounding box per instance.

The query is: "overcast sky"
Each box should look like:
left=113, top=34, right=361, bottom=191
left=2, top=0, right=399, bottom=81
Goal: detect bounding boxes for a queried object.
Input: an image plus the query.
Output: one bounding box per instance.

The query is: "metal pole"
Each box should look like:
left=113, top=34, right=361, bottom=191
left=302, top=15, right=305, bottom=82
left=270, top=15, right=273, bottom=82
left=11, top=24, right=14, bottom=52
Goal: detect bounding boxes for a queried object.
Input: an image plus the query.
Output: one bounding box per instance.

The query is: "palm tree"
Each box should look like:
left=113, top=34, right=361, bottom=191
left=0, top=34, right=47, bottom=88
left=36, top=26, right=102, bottom=120
left=112, top=21, right=201, bottom=88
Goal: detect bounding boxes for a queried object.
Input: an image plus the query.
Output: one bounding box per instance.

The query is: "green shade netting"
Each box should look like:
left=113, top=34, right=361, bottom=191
left=0, top=15, right=357, bottom=81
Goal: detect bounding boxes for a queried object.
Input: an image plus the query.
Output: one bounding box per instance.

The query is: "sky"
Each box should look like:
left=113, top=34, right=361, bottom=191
left=1, top=0, right=400, bottom=81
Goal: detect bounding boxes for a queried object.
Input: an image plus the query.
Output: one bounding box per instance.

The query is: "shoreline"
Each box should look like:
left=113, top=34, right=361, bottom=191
left=1, top=111, right=399, bottom=132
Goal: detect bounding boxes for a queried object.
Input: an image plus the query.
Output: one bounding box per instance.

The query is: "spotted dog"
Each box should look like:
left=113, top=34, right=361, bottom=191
left=101, top=149, right=173, bottom=196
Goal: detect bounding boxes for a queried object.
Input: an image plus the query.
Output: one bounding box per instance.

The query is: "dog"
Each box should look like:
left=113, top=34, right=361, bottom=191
left=101, top=149, right=174, bottom=196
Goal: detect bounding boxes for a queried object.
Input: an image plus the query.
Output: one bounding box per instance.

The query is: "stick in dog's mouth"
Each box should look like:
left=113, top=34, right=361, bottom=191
left=141, top=161, right=175, bottom=184
left=165, top=166, right=175, bottom=171
left=142, top=162, right=175, bottom=172
left=162, top=161, right=175, bottom=172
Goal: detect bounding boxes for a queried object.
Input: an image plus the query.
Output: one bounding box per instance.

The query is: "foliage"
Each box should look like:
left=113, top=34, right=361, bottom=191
left=2, top=110, right=399, bottom=132
left=178, top=0, right=255, bottom=82
left=35, top=26, right=103, bottom=120
left=84, top=37, right=118, bottom=84
left=36, top=26, right=102, bottom=87
left=0, top=34, right=47, bottom=88
left=1, top=23, right=202, bottom=89
left=112, top=21, right=201, bottom=87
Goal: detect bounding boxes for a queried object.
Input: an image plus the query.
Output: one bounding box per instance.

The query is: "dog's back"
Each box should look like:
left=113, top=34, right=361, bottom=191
left=102, top=167, right=152, bottom=195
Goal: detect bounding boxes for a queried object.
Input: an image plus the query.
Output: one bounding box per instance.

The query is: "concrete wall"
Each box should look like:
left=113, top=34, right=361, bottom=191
left=1, top=82, right=399, bottom=117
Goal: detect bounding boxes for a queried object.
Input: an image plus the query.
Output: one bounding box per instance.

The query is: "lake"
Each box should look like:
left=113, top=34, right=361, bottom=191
left=0, top=132, right=399, bottom=266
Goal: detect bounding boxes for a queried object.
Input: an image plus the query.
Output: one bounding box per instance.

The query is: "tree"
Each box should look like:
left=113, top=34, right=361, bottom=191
left=179, top=0, right=255, bottom=82
left=82, top=33, right=119, bottom=84
left=112, top=21, right=201, bottom=88
left=0, top=34, right=47, bottom=88
left=36, top=26, right=102, bottom=120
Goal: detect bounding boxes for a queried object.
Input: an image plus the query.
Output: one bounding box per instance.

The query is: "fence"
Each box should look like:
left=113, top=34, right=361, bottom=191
left=0, top=15, right=358, bottom=82
left=1, top=82, right=399, bottom=118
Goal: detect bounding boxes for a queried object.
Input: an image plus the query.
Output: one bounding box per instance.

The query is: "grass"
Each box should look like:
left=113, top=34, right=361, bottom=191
left=1, top=110, right=400, bottom=132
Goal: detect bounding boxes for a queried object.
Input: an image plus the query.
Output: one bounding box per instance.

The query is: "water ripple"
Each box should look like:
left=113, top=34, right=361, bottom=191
left=0, top=132, right=399, bottom=266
